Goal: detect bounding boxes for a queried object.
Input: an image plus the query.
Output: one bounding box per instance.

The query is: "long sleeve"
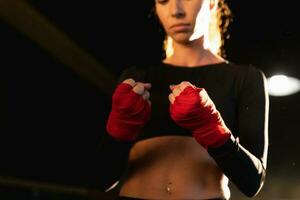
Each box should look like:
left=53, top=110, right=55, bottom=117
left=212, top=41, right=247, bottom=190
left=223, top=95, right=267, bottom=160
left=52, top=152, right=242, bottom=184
left=208, top=65, right=269, bottom=197
left=97, top=66, right=146, bottom=191
left=96, top=132, right=134, bottom=191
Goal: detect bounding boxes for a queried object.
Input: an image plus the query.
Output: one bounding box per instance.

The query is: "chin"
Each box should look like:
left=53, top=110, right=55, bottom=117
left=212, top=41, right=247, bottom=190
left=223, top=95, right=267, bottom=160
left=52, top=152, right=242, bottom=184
left=172, top=34, right=193, bottom=44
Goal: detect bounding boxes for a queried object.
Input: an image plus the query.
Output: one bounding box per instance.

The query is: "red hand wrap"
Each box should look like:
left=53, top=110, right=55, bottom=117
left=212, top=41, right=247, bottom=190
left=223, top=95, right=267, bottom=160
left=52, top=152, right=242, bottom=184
left=170, top=86, right=231, bottom=149
left=106, top=83, right=151, bottom=141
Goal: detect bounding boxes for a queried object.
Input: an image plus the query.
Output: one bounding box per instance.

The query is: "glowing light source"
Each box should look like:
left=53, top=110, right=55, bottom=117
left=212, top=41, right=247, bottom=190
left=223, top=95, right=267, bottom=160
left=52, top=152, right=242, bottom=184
left=267, top=75, right=300, bottom=96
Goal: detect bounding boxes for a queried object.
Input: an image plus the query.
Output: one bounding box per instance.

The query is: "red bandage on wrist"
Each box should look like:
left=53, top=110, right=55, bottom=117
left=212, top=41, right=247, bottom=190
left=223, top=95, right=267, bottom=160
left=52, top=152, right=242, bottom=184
left=106, top=83, right=151, bottom=141
left=170, top=86, right=231, bottom=149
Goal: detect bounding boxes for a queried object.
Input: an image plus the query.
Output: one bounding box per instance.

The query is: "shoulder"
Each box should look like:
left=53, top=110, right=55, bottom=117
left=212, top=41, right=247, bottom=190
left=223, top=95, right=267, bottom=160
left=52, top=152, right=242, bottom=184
left=223, top=62, right=268, bottom=97
left=226, top=63, right=268, bottom=104
left=224, top=61, right=266, bottom=82
left=224, top=61, right=263, bottom=74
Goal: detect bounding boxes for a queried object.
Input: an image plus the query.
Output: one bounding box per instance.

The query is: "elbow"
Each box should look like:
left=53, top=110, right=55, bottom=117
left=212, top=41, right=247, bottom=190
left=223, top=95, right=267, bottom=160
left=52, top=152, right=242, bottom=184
left=243, top=186, right=261, bottom=198
left=243, top=169, right=266, bottom=197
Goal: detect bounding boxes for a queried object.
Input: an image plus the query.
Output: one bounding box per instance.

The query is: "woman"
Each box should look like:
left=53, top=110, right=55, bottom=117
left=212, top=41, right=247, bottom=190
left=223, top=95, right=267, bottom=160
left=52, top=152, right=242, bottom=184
left=99, top=0, right=269, bottom=199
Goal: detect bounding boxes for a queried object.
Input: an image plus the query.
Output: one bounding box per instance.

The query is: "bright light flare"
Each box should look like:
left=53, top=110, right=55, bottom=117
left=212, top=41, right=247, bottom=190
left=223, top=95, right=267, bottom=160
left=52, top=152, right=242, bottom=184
left=267, top=75, right=300, bottom=96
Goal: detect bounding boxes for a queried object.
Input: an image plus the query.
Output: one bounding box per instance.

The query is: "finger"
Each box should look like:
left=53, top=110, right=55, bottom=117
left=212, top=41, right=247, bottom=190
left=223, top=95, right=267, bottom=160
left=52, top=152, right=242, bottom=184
left=179, top=81, right=194, bottom=91
left=141, top=82, right=152, bottom=90
left=122, top=78, right=137, bottom=87
left=133, top=82, right=151, bottom=91
left=132, top=83, right=145, bottom=95
left=147, top=99, right=151, bottom=106
left=169, top=81, right=191, bottom=91
left=172, top=86, right=182, bottom=97
left=168, top=93, right=175, bottom=104
left=142, top=90, right=150, bottom=100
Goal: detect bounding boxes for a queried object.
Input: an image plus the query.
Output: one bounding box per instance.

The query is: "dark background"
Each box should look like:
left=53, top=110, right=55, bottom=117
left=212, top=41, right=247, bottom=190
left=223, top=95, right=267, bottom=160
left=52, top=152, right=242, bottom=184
left=1, top=1, right=300, bottom=199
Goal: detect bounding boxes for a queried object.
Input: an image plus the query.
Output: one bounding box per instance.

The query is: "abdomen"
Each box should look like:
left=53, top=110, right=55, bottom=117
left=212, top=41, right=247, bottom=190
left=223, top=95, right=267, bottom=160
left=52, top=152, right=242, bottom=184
left=119, top=135, right=230, bottom=199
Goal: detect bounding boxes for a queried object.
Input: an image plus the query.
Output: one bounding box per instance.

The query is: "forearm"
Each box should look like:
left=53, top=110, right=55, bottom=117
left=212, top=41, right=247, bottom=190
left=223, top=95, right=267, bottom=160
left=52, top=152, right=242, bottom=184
left=208, top=135, right=266, bottom=197
left=97, top=77, right=151, bottom=190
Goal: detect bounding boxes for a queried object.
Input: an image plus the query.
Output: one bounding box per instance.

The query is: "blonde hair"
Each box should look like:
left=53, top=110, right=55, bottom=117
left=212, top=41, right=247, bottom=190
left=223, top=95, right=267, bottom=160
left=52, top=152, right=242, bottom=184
left=163, top=0, right=232, bottom=58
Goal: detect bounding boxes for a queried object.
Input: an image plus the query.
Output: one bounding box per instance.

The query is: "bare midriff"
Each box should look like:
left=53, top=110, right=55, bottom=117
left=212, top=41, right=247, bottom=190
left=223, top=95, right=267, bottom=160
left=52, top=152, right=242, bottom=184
left=119, top=135, right=230, bottom=200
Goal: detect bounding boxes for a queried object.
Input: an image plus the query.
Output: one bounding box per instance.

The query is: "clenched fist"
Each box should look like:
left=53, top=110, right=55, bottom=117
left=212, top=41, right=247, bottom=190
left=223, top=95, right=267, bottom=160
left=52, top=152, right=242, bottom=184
left=106, top=78, right=151, bottom=141
left=169, top=81, right=231, bottom=149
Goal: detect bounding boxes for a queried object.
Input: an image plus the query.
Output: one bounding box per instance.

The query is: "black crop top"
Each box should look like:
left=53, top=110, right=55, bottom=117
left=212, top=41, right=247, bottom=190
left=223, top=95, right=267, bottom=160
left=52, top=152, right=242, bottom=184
left=117, top=61, right=243, bottom=141
left=97, top=61, right=269, bottom=198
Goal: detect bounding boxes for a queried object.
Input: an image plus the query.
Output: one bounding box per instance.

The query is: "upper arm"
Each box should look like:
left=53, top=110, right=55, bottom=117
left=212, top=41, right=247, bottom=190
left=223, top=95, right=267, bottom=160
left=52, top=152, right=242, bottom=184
left=237, top=66, right=269, bottom=168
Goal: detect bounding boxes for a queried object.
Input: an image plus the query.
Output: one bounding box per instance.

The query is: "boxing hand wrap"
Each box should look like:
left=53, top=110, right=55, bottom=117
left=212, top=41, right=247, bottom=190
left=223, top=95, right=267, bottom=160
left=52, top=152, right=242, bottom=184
left=106, top=83, right=151, bottom=141
left=170, top=86, right=231, bottom=149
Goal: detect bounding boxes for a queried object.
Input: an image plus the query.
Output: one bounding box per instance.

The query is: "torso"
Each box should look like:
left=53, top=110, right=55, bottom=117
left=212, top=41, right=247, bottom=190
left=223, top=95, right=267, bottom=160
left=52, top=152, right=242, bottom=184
left=119, top=135, right=229, bottom=199
left=117, top=61, right=241, bottom=199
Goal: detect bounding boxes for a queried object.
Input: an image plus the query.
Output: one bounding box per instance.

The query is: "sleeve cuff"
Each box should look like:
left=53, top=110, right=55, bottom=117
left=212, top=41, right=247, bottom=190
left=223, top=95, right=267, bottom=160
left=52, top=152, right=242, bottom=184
left=208, top=135, right=239, bottom=158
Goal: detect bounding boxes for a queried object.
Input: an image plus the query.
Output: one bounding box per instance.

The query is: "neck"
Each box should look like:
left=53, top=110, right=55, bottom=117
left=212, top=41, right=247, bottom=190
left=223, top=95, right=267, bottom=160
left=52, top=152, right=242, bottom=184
left=163, top=37, right=225, bottom=67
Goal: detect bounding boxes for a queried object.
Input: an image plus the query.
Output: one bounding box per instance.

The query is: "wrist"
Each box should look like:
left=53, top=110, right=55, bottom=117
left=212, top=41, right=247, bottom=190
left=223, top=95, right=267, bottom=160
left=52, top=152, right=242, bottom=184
left=192, top=124, right=231, bottom=149
left=106, top=113, right=141, bottom=142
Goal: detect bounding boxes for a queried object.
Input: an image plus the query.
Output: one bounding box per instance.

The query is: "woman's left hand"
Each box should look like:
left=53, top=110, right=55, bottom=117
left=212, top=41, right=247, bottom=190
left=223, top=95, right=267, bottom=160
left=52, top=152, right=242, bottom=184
left=168, top=81, right=231, bottom=149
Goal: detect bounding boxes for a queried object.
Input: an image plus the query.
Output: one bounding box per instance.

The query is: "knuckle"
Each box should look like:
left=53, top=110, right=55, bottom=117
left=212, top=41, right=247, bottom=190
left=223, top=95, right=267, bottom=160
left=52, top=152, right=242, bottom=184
left=123, top=78, right=135, bottom=86
left=136, top=84, right=144, bottom=90
left=174, top=88, right=181, bottom=94
left=133, top=84, right=144, bottom=94
left=180, top=81, right=190, bottom=85
left=180, top=81, right=191, bottom=88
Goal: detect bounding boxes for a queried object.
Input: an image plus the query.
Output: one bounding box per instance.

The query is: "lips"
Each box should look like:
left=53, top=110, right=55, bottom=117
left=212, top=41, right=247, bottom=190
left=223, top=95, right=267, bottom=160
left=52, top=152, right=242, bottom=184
left=170, top=23, right=191, bottom=32
left=170, top=23, right=190, bottom=28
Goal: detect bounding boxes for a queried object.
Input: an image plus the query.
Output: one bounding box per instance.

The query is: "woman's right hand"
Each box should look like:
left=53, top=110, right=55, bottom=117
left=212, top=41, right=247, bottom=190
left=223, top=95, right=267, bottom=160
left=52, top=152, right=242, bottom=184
left=106, top=78, right=151, bottom=141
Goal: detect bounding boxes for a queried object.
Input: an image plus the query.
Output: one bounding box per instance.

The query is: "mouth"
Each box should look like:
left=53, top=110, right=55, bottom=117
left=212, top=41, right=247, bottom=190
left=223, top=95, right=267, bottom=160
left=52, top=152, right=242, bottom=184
left=170, top=23, right=191, bottom=32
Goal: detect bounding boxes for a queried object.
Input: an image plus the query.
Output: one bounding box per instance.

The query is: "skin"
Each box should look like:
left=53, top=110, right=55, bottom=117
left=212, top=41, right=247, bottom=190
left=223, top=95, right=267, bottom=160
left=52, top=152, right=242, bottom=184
left=118, top=0, right=230, bottom=199
left=122, top=78, right=152, bottom=105
left=156, top=0, right=209, bottom=44
left=169, top=81, right=195, bottom=104
left=156, top=0, right=225, bottom=67
left=119, top=78, right=229, bottom=199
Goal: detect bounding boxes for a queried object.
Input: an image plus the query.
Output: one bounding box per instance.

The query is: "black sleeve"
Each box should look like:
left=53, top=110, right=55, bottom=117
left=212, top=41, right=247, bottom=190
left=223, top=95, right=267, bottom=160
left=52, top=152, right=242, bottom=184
left=208, top=66, right=269, bottom=197
left=96, top=132, right=134, bottom=191
left=97, top=66, right=146, bottom=191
